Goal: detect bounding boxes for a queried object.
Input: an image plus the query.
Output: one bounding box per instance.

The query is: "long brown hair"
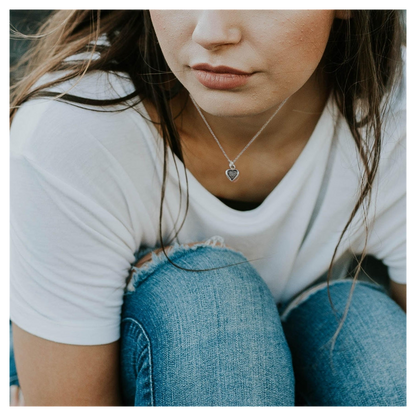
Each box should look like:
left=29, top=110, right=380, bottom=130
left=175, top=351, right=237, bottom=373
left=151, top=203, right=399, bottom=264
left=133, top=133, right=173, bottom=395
left=10, top=10, right=405, bottom=333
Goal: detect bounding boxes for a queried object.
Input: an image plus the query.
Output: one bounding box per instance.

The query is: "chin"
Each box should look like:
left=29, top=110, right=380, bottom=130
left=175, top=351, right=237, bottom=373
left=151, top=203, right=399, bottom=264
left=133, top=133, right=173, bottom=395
left=190, top=93, right=283, bottom=119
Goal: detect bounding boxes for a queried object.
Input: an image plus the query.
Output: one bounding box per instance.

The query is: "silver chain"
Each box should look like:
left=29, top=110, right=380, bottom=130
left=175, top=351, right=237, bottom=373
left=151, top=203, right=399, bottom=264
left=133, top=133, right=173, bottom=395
left=190, top=94, right=288, bottom=168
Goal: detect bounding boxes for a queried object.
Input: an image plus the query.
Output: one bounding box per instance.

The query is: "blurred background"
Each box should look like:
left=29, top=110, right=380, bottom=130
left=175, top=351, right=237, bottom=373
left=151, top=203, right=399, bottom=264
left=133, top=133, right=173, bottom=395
left=6, top=6, right=54, bottom=104
left=6, top=6, right=410, bottom=406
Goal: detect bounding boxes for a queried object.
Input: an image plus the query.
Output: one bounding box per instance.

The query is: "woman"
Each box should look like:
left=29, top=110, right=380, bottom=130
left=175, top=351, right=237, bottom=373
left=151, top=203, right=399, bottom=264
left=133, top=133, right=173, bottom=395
left=10, top=10, right=406, bottom=406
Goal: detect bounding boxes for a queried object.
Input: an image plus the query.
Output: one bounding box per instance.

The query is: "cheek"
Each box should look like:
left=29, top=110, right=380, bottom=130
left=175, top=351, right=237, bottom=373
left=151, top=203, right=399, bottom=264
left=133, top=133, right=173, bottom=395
left=265, top=12, right=334, bottom=84
left=149, top=11, right=193, bottom=68
left=288, top=11, right=333, bottom=59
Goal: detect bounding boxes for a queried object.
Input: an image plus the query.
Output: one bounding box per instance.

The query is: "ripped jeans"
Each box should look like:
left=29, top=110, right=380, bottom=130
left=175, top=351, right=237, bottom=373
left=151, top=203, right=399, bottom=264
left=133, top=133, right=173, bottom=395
left=120, top=239, right=406, bottom=406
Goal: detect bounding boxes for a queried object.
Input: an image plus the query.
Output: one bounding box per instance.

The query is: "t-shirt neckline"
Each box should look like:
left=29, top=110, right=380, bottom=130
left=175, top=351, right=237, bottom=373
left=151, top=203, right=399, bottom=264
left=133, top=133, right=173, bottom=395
left=137, top=98, right=337, bottom=225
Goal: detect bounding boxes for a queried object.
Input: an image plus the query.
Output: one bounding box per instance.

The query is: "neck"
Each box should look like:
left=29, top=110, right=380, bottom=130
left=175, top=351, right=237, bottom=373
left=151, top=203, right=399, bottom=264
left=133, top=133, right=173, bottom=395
left=173, top=71, right=330, bottom=155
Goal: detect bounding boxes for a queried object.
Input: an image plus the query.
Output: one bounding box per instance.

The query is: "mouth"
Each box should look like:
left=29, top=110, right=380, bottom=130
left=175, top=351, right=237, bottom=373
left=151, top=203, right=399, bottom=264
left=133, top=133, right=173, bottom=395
left=191, top=63, right=252, bottom=75
left=191, top=63, right=254, bottom=90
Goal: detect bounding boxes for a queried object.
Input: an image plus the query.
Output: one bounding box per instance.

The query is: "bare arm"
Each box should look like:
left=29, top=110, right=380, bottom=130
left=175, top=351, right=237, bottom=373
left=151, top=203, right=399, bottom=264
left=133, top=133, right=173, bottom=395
left=12, top=323, right=123, bottom=406
left=390, top=281, right=406, bottom=313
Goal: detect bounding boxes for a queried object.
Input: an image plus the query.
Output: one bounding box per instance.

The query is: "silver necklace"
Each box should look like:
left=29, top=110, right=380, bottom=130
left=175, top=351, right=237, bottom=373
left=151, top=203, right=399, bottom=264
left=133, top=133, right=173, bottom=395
left=190, top=95, right=288, bottom=182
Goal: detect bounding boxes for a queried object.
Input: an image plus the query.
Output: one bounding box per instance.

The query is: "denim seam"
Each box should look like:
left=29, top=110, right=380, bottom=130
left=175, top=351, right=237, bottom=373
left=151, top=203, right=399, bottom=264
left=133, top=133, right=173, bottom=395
left=121, top=317, right=155, bottom=406
left=127, top=236, right=245, bottom=292
left=280, top=279, right=384, bottom=323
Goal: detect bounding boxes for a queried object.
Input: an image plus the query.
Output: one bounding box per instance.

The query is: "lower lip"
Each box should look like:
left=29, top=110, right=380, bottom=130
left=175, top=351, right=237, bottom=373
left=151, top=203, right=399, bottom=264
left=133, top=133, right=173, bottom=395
left=192, top=69, right=251, bottom=90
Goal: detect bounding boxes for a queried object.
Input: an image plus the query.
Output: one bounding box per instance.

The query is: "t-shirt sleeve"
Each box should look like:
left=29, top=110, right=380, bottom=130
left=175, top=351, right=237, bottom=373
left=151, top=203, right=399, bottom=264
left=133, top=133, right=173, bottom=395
left=358, top=69, right=406, bottom=285
left=10, top=98, right=141, bottom=345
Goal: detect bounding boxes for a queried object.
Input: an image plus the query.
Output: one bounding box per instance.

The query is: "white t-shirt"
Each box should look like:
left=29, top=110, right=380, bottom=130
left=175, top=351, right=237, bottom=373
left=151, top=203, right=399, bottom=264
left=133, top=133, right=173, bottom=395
left=10, top=68, right=406, bottom=345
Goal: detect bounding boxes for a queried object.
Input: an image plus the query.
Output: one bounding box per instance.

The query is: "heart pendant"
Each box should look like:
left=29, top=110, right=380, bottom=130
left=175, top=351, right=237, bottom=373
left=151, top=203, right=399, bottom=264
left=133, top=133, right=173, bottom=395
left=226, top=168, right=239, bottom=182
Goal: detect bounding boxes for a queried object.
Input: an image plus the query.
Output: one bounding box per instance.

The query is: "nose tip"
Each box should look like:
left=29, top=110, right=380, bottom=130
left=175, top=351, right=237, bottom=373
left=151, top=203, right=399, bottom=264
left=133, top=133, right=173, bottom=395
left=192, top=12, right=242, bottom=50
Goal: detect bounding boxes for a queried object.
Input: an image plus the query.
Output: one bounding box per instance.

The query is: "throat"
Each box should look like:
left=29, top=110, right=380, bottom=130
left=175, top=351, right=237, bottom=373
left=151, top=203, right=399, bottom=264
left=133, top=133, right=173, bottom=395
left=171, top=106, right=317, bottom=210
left=177, top=141, right=288, bottom=209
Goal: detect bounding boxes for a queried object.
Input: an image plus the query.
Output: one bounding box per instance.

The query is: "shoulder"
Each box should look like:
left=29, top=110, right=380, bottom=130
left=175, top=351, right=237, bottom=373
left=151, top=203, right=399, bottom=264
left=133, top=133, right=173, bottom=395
left=11, top=71, right=152, bottom=170
left=364, top=49, right=405, bottom=215
left=393, top=46, right=410, bottom=109
left=375, top=45, right=405, bottom=161
left=330, top=50, right=405, bottom=221
left=335, top=47, right=406, bottom=172
left=388, top=46, right=410, bottom=120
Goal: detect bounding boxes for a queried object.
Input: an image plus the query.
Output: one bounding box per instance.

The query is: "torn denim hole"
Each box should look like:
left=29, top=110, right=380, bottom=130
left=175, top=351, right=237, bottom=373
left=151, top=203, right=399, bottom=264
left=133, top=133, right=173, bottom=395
left=126, top=235, right=231, bottom=293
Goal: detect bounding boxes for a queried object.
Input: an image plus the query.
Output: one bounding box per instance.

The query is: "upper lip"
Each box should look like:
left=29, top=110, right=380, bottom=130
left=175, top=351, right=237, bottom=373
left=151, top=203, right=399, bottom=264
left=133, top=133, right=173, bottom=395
left=191, top=63, right=252, bottom=75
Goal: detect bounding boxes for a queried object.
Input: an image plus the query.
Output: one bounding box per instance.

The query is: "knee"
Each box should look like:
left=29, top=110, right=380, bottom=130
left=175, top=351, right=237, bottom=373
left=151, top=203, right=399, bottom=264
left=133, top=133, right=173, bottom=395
left=299, top=280, right=404, bottom=339
left=123, top=243, right=286, bottom=358
left=282, top=280, right=406, bottom=341
left=282, top=280, right=406, bottom=406
left=123, top=244, right=278, bottom=331
left=121, top=244, right=294, bottom=405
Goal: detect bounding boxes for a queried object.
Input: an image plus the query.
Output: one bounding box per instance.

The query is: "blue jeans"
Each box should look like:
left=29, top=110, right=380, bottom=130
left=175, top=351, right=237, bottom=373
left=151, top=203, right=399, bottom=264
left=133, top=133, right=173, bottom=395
left=6, top=319, right=19, bottom=387
left=10, top=243, right=406, bottom=406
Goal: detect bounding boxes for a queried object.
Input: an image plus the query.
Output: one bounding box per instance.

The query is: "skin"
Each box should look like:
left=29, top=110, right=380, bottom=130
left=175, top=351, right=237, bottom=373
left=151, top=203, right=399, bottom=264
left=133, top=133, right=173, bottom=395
left=149, top=6, right=347, bottom=150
